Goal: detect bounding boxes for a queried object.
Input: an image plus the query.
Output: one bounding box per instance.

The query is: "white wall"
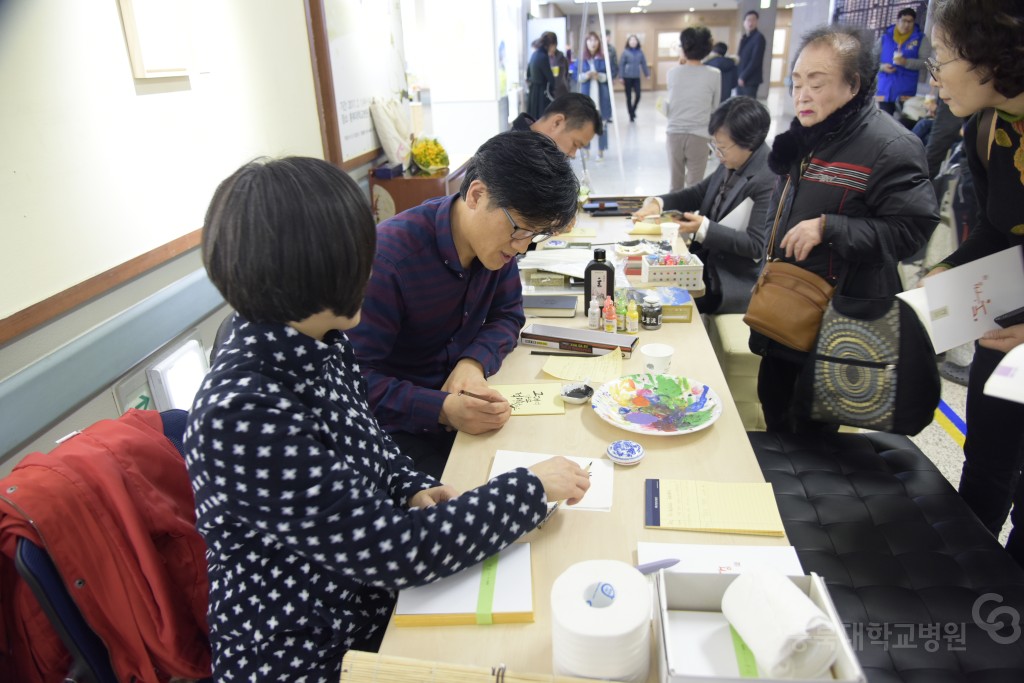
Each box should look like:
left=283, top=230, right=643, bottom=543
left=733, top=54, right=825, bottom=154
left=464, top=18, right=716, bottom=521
left=0, top=0, right=324, bottom=319
left=406, top=0, right=530, bottom=164
left=788, top=0, right=834, bottom=71
left=0, top=0, right=325, bottom=469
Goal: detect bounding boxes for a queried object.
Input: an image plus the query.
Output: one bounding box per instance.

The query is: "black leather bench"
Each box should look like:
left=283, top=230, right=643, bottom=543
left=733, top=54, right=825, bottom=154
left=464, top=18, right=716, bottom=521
left=749, top=431, right=1024, bottom=682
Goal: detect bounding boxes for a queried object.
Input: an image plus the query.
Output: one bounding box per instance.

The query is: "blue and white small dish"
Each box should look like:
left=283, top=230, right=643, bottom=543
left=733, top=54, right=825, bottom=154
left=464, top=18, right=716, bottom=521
left=607, top=440, right=645, bottom=466
left=545, top=239, right=569, bottom=249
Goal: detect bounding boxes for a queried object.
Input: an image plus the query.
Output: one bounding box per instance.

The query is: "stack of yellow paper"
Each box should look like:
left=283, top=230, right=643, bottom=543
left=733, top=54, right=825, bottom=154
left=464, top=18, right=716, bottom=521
left=644, top=479, right=785, bottom=537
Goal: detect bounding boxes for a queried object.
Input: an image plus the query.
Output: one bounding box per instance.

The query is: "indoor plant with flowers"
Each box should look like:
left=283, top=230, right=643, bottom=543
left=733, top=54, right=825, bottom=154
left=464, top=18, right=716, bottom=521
left=410, top=137, right=449, bottom=175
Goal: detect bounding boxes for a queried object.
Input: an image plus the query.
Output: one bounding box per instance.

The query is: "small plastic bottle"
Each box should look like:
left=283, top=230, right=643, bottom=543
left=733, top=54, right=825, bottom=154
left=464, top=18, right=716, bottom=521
left=602, top=296, right=617, bottom=333
left=588, top=296, right=602, bottom=330
left=626, top=300, right=639, bottom=334
left=615, top=295, right=627, bottom=332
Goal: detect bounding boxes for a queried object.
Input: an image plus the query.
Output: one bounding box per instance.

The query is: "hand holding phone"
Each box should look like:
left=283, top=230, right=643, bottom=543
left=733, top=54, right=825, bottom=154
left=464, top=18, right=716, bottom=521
left=995, top=306, right=1024, bottom=329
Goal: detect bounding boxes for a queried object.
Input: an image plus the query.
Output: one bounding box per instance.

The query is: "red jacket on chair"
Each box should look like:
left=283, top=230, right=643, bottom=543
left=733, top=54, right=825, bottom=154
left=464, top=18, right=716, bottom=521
left=0, top=409, right=210, bottom=683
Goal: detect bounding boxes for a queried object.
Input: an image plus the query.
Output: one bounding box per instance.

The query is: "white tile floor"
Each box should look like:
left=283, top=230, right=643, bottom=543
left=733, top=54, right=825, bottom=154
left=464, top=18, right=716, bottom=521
left=577, top=85, right=985, bottom=536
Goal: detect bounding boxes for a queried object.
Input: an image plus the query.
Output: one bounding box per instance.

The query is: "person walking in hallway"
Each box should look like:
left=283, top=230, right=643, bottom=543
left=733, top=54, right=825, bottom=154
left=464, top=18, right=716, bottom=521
left=605, top=29, right=619, bottom=81
left=619, top=34, right=650, bottom=123
left=737, top=10, right=766, bottom=98
left=665, top=26, right=720, bottom=191
left=579, top=31, right=613, bottom=161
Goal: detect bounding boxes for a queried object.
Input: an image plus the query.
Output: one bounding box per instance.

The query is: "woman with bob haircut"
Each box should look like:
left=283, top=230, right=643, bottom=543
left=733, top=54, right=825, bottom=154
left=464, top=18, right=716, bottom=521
left=749, top=24, right=937, bottom=434
left=633, top=96, right=775, bottom=314
left=923, top=0, right=1024, bottom=566
left=186, top=156, right=590, bottom=681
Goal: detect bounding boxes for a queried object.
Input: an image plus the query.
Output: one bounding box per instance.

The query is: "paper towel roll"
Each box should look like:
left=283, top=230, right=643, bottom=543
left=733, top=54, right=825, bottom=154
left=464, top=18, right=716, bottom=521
left=551, top=560, right=651, bottom=683
left=721, top=567, right=838, bottom=679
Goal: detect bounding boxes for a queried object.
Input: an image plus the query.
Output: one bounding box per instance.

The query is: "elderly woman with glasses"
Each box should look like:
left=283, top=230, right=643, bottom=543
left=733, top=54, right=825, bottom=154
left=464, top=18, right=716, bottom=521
left=633, top=97, right=775, bottom=314
left=921, top=0, right=1024, bottom=567
left=749, top=24, right=938, bottom=434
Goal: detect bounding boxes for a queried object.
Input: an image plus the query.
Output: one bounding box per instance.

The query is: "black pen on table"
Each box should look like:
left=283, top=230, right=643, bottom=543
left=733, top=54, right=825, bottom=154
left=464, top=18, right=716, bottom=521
left=531, top=351, right=594, bottom=358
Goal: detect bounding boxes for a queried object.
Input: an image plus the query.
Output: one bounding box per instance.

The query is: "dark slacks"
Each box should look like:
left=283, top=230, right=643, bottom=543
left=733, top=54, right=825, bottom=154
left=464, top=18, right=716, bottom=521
left=756, top=348, right=839, bottom=435
left=623, top=78, right=641, bottom=120
left=958, top=343, right=1024, bottom=565
left=735, top=84, right=759, bottom=98
left=389, top=430, right=457, bottom=480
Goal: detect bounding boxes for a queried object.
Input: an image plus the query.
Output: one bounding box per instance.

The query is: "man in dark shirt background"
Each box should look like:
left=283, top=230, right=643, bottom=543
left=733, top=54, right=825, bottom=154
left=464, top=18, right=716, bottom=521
left=510, top=93, right=601, bottom=158
left=736, top=10, right=766, bottom=98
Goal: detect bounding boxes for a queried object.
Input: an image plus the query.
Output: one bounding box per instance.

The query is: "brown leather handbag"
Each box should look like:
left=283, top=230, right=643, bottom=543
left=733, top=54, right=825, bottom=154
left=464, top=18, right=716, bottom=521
left=743, top=177, right=835, bottom=352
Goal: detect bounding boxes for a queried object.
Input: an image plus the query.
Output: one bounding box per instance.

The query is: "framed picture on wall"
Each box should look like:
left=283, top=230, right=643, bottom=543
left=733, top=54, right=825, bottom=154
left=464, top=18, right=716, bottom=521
left=117, top=0, right=191, bottom=79
left=306, top=0, right=410, bottom=169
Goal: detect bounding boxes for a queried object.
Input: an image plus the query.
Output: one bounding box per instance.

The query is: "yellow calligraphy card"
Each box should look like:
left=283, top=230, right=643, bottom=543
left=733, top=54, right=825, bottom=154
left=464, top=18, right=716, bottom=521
left=491, top=383, right=565, bottom=415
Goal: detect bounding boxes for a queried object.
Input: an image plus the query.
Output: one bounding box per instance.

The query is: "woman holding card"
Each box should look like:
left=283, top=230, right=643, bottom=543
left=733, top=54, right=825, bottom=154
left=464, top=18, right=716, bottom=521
left=923, top=0, right=1024, bottom=566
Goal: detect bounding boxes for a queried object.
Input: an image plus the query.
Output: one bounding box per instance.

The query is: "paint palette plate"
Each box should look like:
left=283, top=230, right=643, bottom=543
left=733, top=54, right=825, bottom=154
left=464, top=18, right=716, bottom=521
left=591, top=374, right=722, bottom=436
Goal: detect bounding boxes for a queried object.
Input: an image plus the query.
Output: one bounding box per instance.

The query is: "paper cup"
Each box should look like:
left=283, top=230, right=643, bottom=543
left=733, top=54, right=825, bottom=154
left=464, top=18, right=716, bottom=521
left=640, top=343, right=673, bottom=374
left=660, top=222, right=678, bottom=245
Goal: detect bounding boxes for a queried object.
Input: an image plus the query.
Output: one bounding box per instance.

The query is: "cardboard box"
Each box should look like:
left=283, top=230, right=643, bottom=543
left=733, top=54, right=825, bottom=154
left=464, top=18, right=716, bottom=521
left=520, top=323, right=638, bottom=358
left=623, top=287, right=695, bottom=324
left=653, top=572, right=866, bottom=683
left=528, top=272, right=567, bottom=288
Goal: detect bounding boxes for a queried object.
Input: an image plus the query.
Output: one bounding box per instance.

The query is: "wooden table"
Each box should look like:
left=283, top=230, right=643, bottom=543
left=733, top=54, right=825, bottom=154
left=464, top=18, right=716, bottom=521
left=377, top=215, right=785, bottom=680
left=368, top=158, right=470, bottom=222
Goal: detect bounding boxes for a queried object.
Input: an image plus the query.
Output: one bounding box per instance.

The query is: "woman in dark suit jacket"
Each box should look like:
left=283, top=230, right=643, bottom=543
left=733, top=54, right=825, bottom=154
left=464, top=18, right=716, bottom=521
left=526, top=32, right=558, bottom=121
left=633, top=96, right=774, bottom=314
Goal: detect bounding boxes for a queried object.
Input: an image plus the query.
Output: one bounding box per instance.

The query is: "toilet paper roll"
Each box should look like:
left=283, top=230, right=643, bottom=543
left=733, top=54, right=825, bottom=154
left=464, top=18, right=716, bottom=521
left=551, top=560, right=652, bottom=683
left=721, top=567, right=838, bottom=679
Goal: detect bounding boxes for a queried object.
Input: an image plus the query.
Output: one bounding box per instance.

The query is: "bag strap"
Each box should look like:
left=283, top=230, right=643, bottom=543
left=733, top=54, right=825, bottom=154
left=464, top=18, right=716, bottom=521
left=764, top=175, right=792, bottom=261
left=977, top=108, right=997, bottom=172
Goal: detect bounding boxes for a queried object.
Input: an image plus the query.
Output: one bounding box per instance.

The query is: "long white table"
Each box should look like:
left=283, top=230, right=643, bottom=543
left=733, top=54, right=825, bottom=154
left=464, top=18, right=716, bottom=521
left=377, top=214, right=785, bottom=680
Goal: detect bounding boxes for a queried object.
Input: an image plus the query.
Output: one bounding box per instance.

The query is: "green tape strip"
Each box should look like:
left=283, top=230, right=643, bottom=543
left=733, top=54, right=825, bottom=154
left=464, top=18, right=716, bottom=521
left=475, top=554, right=500, bottom=625
left=729, top=626, right=759, bottom=678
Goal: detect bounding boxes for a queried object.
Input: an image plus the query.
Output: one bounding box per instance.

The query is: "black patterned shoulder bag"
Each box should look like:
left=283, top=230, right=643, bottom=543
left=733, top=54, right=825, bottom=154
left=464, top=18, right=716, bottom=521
left=795, top=267, right=940, bottom=435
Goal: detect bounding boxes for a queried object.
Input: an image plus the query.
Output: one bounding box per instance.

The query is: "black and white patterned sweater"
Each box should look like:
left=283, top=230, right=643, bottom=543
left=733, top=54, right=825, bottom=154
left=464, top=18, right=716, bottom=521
left=184, top=316, right=547, bottom=682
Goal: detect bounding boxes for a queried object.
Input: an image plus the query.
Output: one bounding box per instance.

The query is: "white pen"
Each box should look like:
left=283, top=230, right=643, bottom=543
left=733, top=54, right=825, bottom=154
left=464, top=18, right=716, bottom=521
left=635, top=558, right=680, bottom=575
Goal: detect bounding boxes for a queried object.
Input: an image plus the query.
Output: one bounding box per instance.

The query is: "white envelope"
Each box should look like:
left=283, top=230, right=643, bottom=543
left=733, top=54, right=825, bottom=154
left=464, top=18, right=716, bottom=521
left=901, top=246, right=1024, bottom=353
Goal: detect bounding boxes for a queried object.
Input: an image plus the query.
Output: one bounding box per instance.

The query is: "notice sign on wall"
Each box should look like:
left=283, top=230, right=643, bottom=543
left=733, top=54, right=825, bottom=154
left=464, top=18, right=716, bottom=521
left=325, top=0, right=408, bottom=162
